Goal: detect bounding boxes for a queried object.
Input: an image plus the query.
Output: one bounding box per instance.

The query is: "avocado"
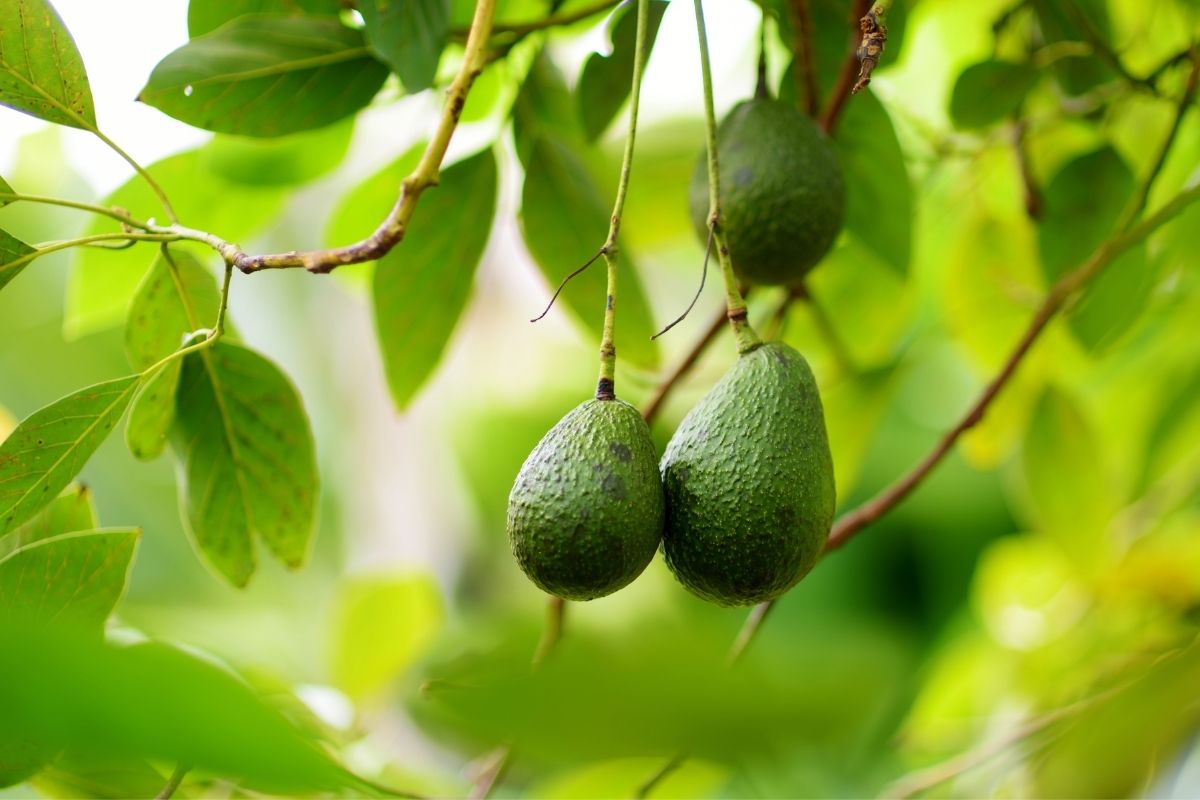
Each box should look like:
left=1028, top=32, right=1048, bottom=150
left=689, top=97, right=845, bottom=285
left=508, top=398, right=664, bottom=600
left=660, top=342, right=835, bottom=606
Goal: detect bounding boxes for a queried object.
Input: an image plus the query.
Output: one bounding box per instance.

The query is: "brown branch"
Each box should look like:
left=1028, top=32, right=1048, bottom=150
left=642, top=304, right=729, bottom=425
left=162, top=0, right=496, bottom=274
left=788, top=0, right=820, bottom=115
left=817, top=0, right=871, bottom=133
left=1012, top=119, right=1042, bottom=219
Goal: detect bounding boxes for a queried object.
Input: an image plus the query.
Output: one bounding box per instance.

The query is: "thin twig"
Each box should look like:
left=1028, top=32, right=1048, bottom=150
left=726, top=72, right=1200, bottom=661
left=155, top=764, right=189, bottom=800
left=653, top=227, right=713, bottom=340
left=532, top=596, right=566, bottom=667
left=817, top=0, right=871, bottom=134
left=468, top=746, right=510, bottom=800
left=1012, top=118, right=1042, bottom=219
left=632, top=752, right=687, bottom=798
left=788, top=0, right=820, bottom=115
left=530, top=249, right=605, bottom=322
left=641, top=303, right=730, bottom=426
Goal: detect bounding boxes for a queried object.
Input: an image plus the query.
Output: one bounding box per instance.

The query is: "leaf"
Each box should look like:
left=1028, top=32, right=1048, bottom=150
left=67, top=149, right=284, bottom=338
left=359, top=0, right=449, bottom=92
left=1021, top=387, right=1115, bottom=567
left=949, top=59, right=1040, bottom=130
left=0, top=624, right=360, bottom=794
left=125, top=361, right=183, bottom=462
left=125, top=250, right=225, bottom=371
left=327, top=142, right=425, bottom=246
left=139, top=16, right=389, bottom=138
left=173, top=342, right=318, bottom=587
left=576, top=0, right=668, bottom=143
left=833, top=91, right=912, bottom=276
left=374, top=149, right=497, bottom=409
left=1038, top=147, right=1150, bottom=351
left=0, top=0, right=96, bottom=129
left=0, top=227, right=36, bottom=293
left=520, top=135, right=659, bottom=369
left=187, top=0, right=341, bottom=37
left=1031, top=0, right=1117, bottom=96
left=0, top=377, right=140, bottom=538
left=0, top=529, right=138, bottom=633
left=0, top=174, right=12, bottom=206
left=200, top=117, right=355, bottom=187
left=330, top=573, right=444, bottom=701
left=0, top=483, right=97, bottom=559
left=532, top=757, right=729, bottom=799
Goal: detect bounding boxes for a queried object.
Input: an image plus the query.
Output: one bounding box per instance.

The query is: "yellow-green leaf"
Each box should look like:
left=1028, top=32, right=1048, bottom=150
left=0, top=0, right=96, bottom=129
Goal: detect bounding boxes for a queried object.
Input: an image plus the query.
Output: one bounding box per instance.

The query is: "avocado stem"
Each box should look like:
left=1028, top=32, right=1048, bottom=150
left=596, top=0, right=652, bottom=400
left=692, top=0, right=762, bottom=356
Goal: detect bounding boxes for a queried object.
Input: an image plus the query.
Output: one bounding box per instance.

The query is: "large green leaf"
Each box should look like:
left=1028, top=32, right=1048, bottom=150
left=949, top=59, right=1039, bottom=130
left=0, top=483, right=96, bottom=559
left=139, top=16, right=389, bottom=138
left=832, top=91, right=912, bottom=276
left=0, top=227, right=35, bottom=293
left=576, top=0, right=668, bottom=143
left=173, top=342, right=318, bottom=587
left=125, top=250, right=223, bottom=371
left=359, top=0, right=449, bottom=92
left=0, top=377, right=140, bottom=538
left=0, top=529, right=138, bottom=632
left=0, top=174, right=13, bottom=206
left=520, top=135, right=658, bottom=369
left=1038, top=147, right=1149, bottom=351
left=187, top=0, right=341, bottom=37
left=374, top=149, right=497, bottom=409
left=0, top=624, right=360, bottom=794
left=125, top=362, right=183, bottom=462
left=1021, top=387, right=1115, bottom=567
left=66, top=149, right=284, bottom=338
left=200, top=118, right=355, bottom=187
left=0, top=0, right=96, bottom=129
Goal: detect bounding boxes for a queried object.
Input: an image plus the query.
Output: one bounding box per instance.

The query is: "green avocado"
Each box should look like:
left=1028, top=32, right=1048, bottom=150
left=660, top=342, right=835, bottom=606
left=507, top=398, right=664, bottom=600
left=689, top=97, right=845, bottom=285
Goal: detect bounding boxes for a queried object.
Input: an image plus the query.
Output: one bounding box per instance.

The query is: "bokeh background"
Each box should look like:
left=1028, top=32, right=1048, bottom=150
left=2, top=0, right=1200, bottom=796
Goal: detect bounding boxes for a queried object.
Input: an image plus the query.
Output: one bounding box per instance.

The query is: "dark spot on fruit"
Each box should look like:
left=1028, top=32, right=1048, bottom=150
left=609, top=441, right=632, bottom=462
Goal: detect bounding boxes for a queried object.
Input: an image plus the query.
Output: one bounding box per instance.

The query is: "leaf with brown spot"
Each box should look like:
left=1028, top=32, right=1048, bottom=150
left=0, top=0, right=97, bottom=129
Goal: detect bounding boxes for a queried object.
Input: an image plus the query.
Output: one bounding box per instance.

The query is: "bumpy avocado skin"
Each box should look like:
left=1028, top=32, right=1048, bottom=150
left=507, top=399, right=664, bottom=601
left=660, top=343, right=835, bottom=606
left=689, top=98, right=845, bottom=285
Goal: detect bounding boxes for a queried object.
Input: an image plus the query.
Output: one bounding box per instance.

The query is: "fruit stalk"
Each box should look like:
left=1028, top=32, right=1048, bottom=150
left=596, top=0, right=652, bottom=399
left=691, top=0, right=762, bottom=355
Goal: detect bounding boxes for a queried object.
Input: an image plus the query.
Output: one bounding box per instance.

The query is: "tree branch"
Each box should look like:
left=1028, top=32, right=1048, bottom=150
left=817, top=0, right=872, bottom=134
left=642, top=304, right=729, bottom=425
left=788, top=0, right=820, bottom=115
left=728, top=63, right=1200, bottom=660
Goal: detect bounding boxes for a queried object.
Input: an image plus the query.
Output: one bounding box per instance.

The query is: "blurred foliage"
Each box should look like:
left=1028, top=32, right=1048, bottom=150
left=1, top=0, right=1200, bottom=797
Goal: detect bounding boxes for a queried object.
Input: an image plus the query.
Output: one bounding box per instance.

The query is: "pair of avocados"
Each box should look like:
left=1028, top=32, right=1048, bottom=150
left=507, top=98, right=844, bottom=607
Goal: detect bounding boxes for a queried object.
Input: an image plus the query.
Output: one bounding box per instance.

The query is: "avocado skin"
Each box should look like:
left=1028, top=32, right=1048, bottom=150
left=689, top=98, right=845, bottom=285
left=508, top=399, right=664, bottom=601
left=660, top=343, right=835, bottom=606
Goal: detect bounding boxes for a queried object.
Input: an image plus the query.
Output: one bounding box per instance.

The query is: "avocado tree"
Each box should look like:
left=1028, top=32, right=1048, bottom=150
left=1, top=0, right=1199, bottom=797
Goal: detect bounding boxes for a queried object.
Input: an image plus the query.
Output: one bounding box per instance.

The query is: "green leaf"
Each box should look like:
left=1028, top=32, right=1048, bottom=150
left=0, top=377, right=140, bottom=538
left=187, top=0, right=341, bottom=37
left=200, top=117, right=355, bottom=187
left=0, top=483, right=97, bottom=559
left=67, top=149, right=284, bottom=338
left=139, top=16, right=389, bottom=138
left=0, top=529, right=138, bottom=633
left=949, top=59, right=1039, bottom=130
left=833, top=91, right=912, bottom=276
left=125, top=250, right=223, bottom=371
left=576, top=0, right=668, bottom=143
left=0, top=0, right=96, bottom=129
left=330, top=573, right=444, bottom=701
left=359, top=0, right=449, bottom=92
left=374, top=149, right=497, bottom=409
left=125, top=361, right=183, bottom=462
left=532, top=757, right=729, bottom=799
left=327, top=142, right=426, bottom=247
left=0, top=624, right=359, bottom=794
left=173, top=342, right=318, bottom=587
left=1038, top=147, right=1150, bottom=351
left=0, top=227, right=36, bottom=293
left=0, top=174, right=12, bottom=206
left=1021, top=387, right=1115, bottom=566
left=520, top=135, right=658, bottom=369
left=1031, top=0, right=1117, bottom=96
